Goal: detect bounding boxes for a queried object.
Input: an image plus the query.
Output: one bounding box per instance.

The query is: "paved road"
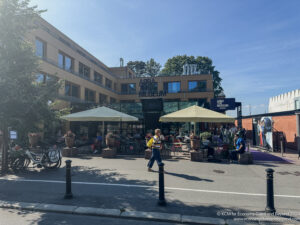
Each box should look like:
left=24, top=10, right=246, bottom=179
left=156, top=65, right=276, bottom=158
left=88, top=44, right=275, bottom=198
left=0, top=156, right=299, bottom=221
left=0, top=208, right=183, bottom=225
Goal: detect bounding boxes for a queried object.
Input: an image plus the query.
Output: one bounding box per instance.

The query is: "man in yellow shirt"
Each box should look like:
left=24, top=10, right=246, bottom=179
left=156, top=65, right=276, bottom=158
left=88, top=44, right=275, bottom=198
left=147, top=129, right=164, bottom=172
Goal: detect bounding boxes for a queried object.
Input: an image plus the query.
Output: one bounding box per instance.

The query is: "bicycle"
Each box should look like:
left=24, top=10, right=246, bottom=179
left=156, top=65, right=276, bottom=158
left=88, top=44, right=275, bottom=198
left=9, top=145, right=62, bottom=171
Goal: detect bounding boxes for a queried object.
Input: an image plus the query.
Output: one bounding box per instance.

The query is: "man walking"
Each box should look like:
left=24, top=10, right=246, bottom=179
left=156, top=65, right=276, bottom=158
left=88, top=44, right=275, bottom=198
left=147, top=129, right=164, bottom=172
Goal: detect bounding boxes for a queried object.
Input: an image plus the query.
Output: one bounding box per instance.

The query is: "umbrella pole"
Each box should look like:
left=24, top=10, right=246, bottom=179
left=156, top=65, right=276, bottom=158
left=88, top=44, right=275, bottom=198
left=194, top=122, right=196, bottom=136
left=102, top=121, right=105, bottom=146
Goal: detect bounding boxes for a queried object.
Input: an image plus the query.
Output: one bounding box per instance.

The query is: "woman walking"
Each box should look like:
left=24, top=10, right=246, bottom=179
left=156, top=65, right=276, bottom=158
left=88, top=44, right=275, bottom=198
left=147, top=129, right=164, bottom=172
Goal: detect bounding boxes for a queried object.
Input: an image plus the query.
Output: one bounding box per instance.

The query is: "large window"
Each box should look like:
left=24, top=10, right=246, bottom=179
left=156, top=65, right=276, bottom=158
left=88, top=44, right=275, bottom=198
left=121, top=83, right=136, bottom=94
left=163, top=82, right=181, bottom=93
left=79, top=62, right=90, bottom=79
left=58, top=52, right=73, bottom=71
left=295, top=99, right=300, bottom=110
left=65, top=81, right=80, bottom=98
left=35, top=73, right=57, bottom=84
left=84, top=88, right=95, bottom=102
left=110, top=97, right=117, bottom=104
left=99, top=93, right=107, bottom=105
left=105, top=78, right=112, bottom=89
left=188, top=81, right=207, bottom=92
left=94, top=71, right=102, bottom=84
left=35, top=38, right=46, bottom=58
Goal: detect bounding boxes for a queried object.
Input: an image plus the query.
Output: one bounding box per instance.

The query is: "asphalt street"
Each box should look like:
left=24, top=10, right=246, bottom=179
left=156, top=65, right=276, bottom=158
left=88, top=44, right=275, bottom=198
left=0, top=156, right=299, bottom=222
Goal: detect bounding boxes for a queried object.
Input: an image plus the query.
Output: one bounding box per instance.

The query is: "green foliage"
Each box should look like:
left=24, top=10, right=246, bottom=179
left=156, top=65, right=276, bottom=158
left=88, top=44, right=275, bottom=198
left=127, top=60, right=146, bottom=77
left=0, top=0, right=60, bottom=145
left=145, top=58, right=161, bottom=77
left=160, top=55, right=223, bottom=96
left=127, top=58, right=161, bottom=77
left=200, top=131, right=212, bottom=140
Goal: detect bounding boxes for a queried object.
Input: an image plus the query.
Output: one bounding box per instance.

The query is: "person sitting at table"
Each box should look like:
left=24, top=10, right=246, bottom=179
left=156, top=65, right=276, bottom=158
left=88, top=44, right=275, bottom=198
left=206, top=136, right=215, bottom=158
left=229, top=132, right=245, bottom=162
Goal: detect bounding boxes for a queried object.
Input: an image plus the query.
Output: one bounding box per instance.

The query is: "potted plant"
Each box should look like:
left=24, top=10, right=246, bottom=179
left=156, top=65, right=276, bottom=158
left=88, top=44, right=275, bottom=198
left=64, top=131, right=75, bottom=148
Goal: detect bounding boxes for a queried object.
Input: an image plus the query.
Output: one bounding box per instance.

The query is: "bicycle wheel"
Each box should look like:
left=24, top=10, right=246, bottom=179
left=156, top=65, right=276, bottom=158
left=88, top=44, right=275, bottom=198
left=43, top=157, right=61, bottom=169
left=10, top=157, right=26, bottom=172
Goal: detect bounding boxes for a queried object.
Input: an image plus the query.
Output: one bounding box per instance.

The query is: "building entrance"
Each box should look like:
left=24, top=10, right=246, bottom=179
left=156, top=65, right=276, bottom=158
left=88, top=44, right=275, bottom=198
left=141, top=98, right=163, bottom=132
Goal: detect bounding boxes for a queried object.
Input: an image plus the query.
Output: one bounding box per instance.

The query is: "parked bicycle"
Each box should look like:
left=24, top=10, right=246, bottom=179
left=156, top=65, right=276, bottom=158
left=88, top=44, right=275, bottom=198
left=9, top=145, right=62, bottom=171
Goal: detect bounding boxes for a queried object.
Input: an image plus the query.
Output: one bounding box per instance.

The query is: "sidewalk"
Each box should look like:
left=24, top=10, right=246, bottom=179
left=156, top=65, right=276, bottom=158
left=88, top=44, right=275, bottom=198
left=250, top=146, right=300, bottom=165
left=1, top=200, right=299, bottom=225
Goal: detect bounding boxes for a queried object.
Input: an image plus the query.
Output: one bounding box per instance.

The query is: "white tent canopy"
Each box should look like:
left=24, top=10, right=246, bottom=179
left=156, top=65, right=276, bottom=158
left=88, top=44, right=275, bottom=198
left=61, top=106, right=138, bottom=122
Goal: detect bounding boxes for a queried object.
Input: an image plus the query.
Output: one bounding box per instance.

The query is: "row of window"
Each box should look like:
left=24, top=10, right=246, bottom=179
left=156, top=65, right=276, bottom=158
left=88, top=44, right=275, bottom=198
left=35, top=38, right=115, bottom=91
left=65, top=81, right=116, bottom=104
left=120, top=81, right=207, bottom=94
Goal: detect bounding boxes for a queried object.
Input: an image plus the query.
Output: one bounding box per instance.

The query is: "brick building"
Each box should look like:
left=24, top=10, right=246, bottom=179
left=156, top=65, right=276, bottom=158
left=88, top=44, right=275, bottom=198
left=28, top=18, right=215, bottom=135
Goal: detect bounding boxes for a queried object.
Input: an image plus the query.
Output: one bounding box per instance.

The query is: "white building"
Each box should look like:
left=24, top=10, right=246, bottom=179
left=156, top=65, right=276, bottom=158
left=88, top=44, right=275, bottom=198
left=269, top=89, right=300, bottom=113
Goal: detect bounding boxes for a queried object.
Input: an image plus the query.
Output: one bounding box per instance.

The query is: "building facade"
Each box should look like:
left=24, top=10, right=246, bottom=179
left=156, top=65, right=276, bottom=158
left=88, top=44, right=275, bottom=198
left=28, top=18, right=215, bottom=134
left=269, top=89, right=300, bottom=113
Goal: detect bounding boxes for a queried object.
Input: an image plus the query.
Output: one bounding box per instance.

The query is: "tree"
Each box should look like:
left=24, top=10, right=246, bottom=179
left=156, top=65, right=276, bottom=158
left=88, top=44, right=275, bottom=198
left=127, top=61, right=146, bottom=77
left=0, top=0, right=59, bottom=173
left=127, top=58, right=161, bottom=77
left=160, top=55, right=223, bottom=96
left=145, top=58, right=161, bottom=77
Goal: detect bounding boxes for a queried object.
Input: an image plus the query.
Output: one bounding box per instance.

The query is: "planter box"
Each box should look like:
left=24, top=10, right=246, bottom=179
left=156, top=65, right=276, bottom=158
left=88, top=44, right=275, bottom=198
left=238, top=152, right=253, bottom=164
left=145, top=149, right=152, bottom=159
left=102, top=147, right=117, bottom=158
left=190, top=150, right=207, bottom=162
left=62, top=147, right=78, bottom=157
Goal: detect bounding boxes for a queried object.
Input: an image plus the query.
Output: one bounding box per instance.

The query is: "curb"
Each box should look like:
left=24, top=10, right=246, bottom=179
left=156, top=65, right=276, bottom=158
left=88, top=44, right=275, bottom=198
left=0, top=200, right=229, bottom=224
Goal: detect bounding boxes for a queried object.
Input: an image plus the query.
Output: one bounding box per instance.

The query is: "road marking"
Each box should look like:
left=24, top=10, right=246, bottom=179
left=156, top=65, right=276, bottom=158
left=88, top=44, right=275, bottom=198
left=1, top=178, right=300, bottom=199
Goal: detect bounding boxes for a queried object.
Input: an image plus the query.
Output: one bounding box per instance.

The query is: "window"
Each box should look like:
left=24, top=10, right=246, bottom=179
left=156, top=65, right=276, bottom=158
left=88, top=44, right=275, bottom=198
left=110, top=97, right=117, bottom=104
left=35, top=38, right=46, bottom=58
left=114, top=83, right=117, bottom=91
left=35, top=73, right=57, bottom=84
left=58, top=52, right=73, bottom=71
left=94, top=71, right=102, bottom=84
left=121, top=83, right=136, bottom=94
left=79, top=62, right=90, bottom=79
left=99, top=93, right=107, bottom=105
left=163, top=82, right=181, bottom=93
left=84, top=88, right=95, bottom=102
left=36, top=73, right=45, bottom=83
left=105, top=78, right=112, bottom=89
left=188, top=81, right=207, bottom=92
left=65, top=81, right=80, bottom=98
left=295, top=100, right=300, bottom=110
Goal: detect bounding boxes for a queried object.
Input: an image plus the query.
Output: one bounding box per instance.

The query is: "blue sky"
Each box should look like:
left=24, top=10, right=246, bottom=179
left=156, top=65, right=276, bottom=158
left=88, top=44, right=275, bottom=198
left=31, top=0, right=300, bottom=116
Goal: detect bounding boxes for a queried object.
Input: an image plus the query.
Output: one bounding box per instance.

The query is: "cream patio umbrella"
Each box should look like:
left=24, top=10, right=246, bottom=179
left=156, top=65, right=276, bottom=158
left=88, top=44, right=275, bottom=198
left=159, top=105, right=235, bottom=134
left=61, top=106, right=138, bottom=140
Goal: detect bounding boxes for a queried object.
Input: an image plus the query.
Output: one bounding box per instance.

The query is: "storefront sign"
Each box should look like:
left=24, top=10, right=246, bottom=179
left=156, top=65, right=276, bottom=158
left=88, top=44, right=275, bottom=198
left=138, top=78, right=166, bottom=97
left=210, top=98, right=236, bottom=111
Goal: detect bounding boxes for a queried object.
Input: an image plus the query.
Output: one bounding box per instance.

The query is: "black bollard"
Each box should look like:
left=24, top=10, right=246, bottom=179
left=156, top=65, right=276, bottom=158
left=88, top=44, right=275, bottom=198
left=64, top=160, right=73, bottom=199
left=157, top=163, right=166, bottom=206
left=265, top=168, right=276, bottom=213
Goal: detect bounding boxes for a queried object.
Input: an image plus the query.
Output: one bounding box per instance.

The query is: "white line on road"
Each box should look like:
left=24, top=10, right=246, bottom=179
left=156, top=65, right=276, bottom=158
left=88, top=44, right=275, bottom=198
left=1, top=178, right=300, bottom=199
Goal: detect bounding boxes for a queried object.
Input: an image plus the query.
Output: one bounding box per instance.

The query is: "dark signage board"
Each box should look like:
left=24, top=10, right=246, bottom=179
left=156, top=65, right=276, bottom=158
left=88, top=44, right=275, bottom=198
left=138, top=78, right=166, bottom=97
left=210, top=98, right=236, bottom=111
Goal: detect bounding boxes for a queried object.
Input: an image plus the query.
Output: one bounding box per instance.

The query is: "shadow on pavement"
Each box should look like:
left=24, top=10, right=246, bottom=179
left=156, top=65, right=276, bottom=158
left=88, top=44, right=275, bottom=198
left=164, top=171, right=214, bottom=182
